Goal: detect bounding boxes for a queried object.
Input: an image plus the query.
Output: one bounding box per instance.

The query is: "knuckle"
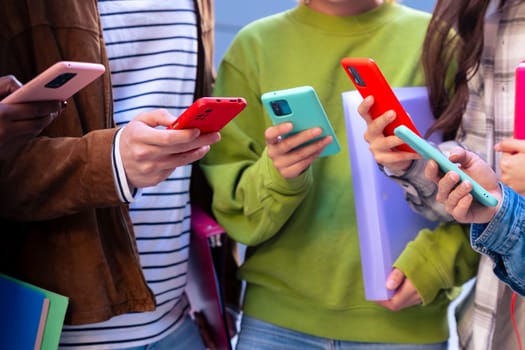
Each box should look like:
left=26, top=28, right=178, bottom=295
left=267, top=148, right=278, bottom=160
left=132, top=148, right=150, bottom=163
left=140, top=162, right=156, bottom=174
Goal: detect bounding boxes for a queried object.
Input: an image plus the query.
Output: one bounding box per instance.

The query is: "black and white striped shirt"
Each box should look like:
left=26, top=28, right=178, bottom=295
left=60, top=1, right=198, bottom=348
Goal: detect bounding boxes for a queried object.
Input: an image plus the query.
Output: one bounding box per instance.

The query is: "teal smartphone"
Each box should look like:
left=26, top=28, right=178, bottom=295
left=261, top=85, right=340, bottom=157
left=394, top=125, right=498, bottom=207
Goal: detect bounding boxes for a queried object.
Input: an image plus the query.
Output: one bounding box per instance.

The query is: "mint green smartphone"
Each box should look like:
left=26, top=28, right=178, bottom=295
left=394, top=125, right=498, bottom=207
left=261, top=85, right=340, bottom=157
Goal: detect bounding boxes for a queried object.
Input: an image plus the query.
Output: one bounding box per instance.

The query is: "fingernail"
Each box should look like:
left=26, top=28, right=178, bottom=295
left=385, top=111, right=396, bottom=120
left=386, top=279, right=396, bottom=290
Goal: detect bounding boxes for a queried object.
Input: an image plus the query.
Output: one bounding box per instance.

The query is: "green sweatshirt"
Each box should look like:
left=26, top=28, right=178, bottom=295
left=201, top=3, right=479, bottom=343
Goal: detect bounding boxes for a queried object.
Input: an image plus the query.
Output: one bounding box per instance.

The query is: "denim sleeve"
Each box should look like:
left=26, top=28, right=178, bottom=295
left=471, top=184, right=525, bottom=296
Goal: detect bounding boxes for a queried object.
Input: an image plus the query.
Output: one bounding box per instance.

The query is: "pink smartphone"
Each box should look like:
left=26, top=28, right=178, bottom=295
left=1, top=61, right=106, bottom=104
left=515, top=60, right=525, bottom=139
left=341, top=57, right=421, bottom=153
left=169, top=97, right=247, bottom=133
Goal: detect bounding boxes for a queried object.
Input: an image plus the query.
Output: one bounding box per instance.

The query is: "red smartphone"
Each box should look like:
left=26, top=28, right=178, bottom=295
left=341, top=57, right=421, bottom=152
left=515, top=60, right=525, bottom=139
left=169, top=97, right=247, bottom=133
left=1, top=61, right=105, bottom=104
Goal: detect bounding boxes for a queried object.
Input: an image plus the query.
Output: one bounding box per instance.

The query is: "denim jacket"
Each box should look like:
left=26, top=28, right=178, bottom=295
left=471, top=184, right=525, bottom=296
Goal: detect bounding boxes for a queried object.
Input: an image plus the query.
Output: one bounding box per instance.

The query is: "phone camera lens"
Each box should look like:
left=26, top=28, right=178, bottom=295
left=348, top=67, right=366, bottom=87
left=45, top=72, right=77, bottom=89
left=270, top=100, right=291, bottom=116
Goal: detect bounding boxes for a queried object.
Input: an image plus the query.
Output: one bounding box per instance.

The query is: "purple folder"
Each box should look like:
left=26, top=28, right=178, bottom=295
left=342, top=87, right=439, bottom=301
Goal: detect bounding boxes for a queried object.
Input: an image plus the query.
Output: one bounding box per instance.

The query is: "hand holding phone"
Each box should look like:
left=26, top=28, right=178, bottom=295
left=394, top=125, right=498, bottom=207
left=1, top=61, right=105, bottom=104
left=341, top=57, right=421, bottom=153
left=261, top=85, right=340, bottom=157
left=169, top=97, right=246, bottom=133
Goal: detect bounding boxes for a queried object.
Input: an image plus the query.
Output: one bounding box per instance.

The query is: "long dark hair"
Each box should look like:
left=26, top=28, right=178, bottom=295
left=423, top=0, right=507, bottom=140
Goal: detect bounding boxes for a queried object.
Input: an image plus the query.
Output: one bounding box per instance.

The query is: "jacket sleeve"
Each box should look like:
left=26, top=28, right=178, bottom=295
left=471, top=184, right=525, bottom=296
left=200, top=59, right=312, bottom=246
left=394, top=222, right=480, bottom=305
left=380, top=140, right=466, bottom=223
left=0, top=128, right=123, bottom=220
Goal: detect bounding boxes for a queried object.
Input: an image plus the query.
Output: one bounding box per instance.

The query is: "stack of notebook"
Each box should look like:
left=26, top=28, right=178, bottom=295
left=0, top=274, right=69, bottom=350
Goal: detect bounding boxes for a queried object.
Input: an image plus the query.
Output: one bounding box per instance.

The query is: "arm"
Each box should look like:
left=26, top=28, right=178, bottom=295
left=0, top=110, right=220, bottom=220
left=394, top=222, right=480, bottom=305
left=375, top=221, right=479, bottom=311
left=0, top=75, right=63, bottom=159
left=0, top=128, right=121, bottom=219
left=357, top=95, right=454, bottom=222
left=200, top=60, right=312, bottom=246
left=426, top=146, right=525, bottom=295
left=470, top=185, right=525, bottom=296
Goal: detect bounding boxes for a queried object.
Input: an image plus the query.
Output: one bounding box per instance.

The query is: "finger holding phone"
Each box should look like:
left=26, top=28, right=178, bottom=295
left=496, top=138, right=525, bottom=195
left=121, top=96, right=243, bottom=188
left=343, top=58, right=423, bottom=173
left=357, top=95, right=421, bottom=173
left=0, top=75, right=64, bottom=159
left=119, top=108, right=221, bottom=189
left=261, top=85, right=340, bottom=179
left=264, top=122, right=330, bottom=179
left=0, top=61, right=106, bottom=159
left=424, top=147, right=502, bottom=224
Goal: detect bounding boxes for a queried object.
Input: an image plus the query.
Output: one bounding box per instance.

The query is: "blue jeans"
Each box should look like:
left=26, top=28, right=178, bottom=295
left=236, top=315, right=448, bottom=350
left=123, top=315, right=205, bottom=350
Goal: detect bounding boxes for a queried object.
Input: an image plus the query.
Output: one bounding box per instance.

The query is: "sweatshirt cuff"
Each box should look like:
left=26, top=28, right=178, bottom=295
left=394, top=240, right=441, bottom=304
left=262, top=149, right=312, bottom=192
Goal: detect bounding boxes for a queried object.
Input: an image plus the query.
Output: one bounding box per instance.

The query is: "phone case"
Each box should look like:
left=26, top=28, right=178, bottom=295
left=169, top=97, right=247, bottom=133
left=1, top=61, right=105, bottom=104
left=394, top=125, right=498, bottom=207
left=515, top=61, right=525, bottom=139
left=341, top=57, right=421, bottom=153
left=261, top=85, right=340, bottom=157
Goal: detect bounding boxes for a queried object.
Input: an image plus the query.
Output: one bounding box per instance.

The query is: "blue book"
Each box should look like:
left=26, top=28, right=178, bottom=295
left=342, top=87, right=440, bottom=301
left=0, top=274, right=49, bottom=350
left=0, top=274, right=69, bottom=350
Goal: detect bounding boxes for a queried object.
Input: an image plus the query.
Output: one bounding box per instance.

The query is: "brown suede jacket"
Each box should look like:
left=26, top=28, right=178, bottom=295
left=0, top=0, right=215, bottom=325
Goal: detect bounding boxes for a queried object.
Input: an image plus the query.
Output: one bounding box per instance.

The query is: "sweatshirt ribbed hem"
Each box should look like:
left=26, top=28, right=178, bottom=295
left=243, top=284, right=450, bottom=344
